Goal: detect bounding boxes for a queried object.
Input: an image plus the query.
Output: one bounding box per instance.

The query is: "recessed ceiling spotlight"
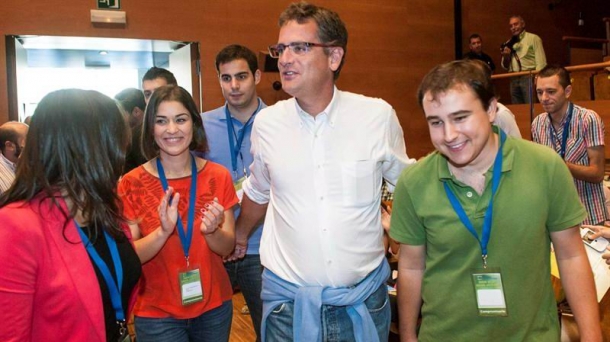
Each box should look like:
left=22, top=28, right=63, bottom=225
left=99, top=51, right=108, bottom=55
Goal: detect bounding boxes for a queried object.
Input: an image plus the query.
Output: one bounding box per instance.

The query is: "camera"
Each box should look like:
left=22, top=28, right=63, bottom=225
left=501, top=36, right=520, bottom=51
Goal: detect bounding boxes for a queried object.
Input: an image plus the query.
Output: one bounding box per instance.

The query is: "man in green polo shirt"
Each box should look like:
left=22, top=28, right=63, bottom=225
left=389, top=60, right=601, bottom=341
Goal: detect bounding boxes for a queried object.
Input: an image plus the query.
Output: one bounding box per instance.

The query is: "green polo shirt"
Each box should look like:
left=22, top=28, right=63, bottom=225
left=390, top=128, right=586, bottom=341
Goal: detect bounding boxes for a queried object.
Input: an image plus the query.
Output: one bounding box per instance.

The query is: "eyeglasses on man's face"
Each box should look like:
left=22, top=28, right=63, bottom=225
left=268, top=42, right=335, bottom=58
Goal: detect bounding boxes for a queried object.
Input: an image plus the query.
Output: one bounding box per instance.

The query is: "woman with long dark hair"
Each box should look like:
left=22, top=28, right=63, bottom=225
left=0, top=89, right=142, bottom=341
left=119, top=85, right=237, bottom=341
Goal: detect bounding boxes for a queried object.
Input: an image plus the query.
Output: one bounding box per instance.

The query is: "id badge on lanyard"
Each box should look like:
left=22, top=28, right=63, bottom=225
left=156, top=154, right=203, bottom=306
left=178, top=264, right=203, bottom=305
left=471, top=267, right=508, bottom=316
left=444, top=130, right=508, bottom=317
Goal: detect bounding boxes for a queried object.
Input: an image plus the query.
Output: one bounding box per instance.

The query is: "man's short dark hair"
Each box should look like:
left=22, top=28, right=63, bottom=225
left=115, top=88, right=146, bottom=115
left=418, top=60, right=495, bottom=111
left=279, top=1, right=348, bottom=80
left=142, top=67, right=177, bottom=85
left=469, top=33, right=481, bottom=42
left=215, top=45, right=259, bottom=76
left=537, top=65, right=571, bottom=89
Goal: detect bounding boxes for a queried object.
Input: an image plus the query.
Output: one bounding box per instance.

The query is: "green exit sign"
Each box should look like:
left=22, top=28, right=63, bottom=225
left=98, top=0, right=120, bottom=9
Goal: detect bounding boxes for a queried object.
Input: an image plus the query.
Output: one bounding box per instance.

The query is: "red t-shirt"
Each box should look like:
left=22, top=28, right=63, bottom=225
left=118, top=161, right=237, bottom=319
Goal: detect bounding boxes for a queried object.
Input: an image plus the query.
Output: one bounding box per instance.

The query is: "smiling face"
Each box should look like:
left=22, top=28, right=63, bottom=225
left=153, top=100, right=193, bottom=158
left=423, top=85, right=497, bottom=170
left=277, top=20, right=342, bottom=102
left=218, top=58, right=261, bottom=112
left=536, top=75, right=571, bottom=118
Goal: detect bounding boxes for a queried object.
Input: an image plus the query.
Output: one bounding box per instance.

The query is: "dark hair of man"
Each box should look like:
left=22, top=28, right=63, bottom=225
left=0, top=89, right=130, bottom=241
left=142, top=67, right=178, bottom=85
left=418, top=59, right=495, bottom=111
left=0, top=122, right=21, bottom=154
left=537, top=64, right=571, bottom=89
left=141, top=85, right=207, bottom=160
left=279, top=1, right=348, bottom=80
left=469, top=33, right=481, bottom=42
left=115, top=88, right=146, bottom=115
left=215, top=44, right=259, bottom=76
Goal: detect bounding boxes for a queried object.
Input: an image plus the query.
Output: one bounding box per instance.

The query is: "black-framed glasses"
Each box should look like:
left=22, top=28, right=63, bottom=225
left=268, top=42, right=335, bottom=58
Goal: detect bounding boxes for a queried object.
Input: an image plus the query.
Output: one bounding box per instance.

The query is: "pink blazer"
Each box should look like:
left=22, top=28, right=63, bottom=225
left=0, top=195, right=135, bottom=341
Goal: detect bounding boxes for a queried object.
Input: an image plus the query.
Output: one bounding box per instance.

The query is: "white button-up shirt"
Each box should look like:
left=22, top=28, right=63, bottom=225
left=243, top=88, right=415, bottom=287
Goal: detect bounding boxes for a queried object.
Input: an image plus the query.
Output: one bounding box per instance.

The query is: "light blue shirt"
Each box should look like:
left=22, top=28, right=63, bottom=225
left=201, top=100, right=266, bottom=254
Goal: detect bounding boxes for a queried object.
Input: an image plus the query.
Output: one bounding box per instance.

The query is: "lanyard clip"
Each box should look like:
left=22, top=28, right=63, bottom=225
left=117, top=320, right=127, bottom=337
left=185, top=256, right=190, bottom=268
left=482, top=254, right=488, bottom=269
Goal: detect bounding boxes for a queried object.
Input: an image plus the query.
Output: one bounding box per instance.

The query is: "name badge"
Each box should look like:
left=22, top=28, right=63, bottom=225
left=234, top=176, right=246, bottom=202
left=179, top=267, right=203, bottom=306
left=471, top=267, right=508, bottom=317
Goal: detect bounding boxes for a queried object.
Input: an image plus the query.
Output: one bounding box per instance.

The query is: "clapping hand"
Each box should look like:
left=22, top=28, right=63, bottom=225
left=200, top=197, right=224, bottom=235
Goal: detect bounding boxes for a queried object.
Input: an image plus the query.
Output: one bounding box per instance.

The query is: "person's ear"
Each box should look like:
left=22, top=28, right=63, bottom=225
left=564, top=85, right=572, bottom=99
left=487, top=98, right=498, bottom=123
left=329, top=47, right=344, bottom=72
left=254, top=69, right=262, bottom=85
left=132, top=107, right=144, bottom=121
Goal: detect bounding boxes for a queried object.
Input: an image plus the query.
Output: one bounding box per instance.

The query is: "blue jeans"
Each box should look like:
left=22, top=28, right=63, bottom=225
left=510, top=74, right=534, bottom=104
left=265, top=282, right=390, bottom=342
left=225, top=254, right=263, bottom=342
left=134, top=300, right=232, bottom=342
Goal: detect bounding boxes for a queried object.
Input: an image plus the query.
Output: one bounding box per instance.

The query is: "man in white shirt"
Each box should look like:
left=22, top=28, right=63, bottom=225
left=0, top=121, right=28, bottom=193
left=231, top=2, right=414, bottom=341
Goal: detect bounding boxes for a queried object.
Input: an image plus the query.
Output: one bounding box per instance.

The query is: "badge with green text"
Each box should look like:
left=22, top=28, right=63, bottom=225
left=179, top=268, right=203, bottom=306
left=471, top=268, right=508, bottom=317
left=234, top=176, right=246, bottom=202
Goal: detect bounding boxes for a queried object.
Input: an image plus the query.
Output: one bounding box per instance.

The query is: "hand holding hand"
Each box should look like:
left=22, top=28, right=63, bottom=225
left=225, top=229, right=248, bottom=262
left=200, top=197, right=224, bottom=235
left=158, top=187, right=179, bottom=236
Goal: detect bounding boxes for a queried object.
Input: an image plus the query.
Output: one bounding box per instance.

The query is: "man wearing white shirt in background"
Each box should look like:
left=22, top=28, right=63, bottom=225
left=229, top=2, right=415, bottom=341
left=0, top=121, right=28, bottom=194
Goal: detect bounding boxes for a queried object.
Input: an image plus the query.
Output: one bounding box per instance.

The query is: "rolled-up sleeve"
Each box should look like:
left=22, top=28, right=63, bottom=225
left=243, top=120, right=271, bottom=204
left=382, top=108, right=416, bottom=191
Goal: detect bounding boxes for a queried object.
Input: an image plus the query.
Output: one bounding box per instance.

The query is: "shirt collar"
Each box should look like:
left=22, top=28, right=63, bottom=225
left=0, top=152, right=16, bottom=172
left=294, top=86, right=340, bottom=128
left=552, top=101, right=573, bottom=126
left=438, top=125, right=514, bottom=181
left=220, top=97, right=262, bottom=122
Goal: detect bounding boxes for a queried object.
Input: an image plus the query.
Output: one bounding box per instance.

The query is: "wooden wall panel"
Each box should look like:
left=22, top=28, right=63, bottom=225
left=0, top=0, right=453, bottom=158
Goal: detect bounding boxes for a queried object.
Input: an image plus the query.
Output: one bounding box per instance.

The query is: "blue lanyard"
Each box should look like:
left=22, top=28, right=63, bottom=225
left=76, top=223, right=125, bottom=322
left=156, top=153, right=198, bottom=265
left=225, top=99, right=261, bottom=176
left=549, top=102, right=574, bottom=160
left=443, top=130, right=506, bottom=268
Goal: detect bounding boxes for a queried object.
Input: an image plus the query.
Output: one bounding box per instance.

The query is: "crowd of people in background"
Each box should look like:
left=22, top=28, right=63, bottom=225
left=0, top=2, right=608, bottom=342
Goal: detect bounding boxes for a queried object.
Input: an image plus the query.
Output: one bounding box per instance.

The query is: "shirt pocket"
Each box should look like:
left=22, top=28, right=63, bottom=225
left=341, top=160, right=378, bottom=207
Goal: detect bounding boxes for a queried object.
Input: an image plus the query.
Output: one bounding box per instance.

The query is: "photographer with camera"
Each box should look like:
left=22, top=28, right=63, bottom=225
left=500, top=15, right=547, bottom=104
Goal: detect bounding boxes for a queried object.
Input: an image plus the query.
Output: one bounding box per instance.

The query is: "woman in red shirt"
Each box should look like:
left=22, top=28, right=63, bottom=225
left=119, top=85, right=237, bottom=341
